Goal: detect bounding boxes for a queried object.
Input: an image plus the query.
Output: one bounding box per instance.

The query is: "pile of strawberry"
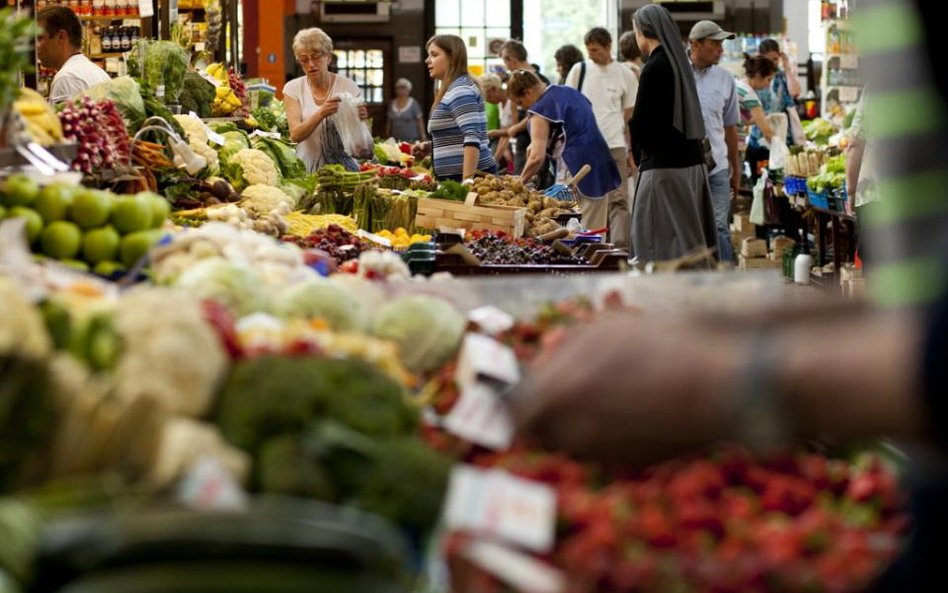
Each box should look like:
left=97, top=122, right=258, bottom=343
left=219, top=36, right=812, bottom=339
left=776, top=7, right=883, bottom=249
left=425, top=297, right=908, bottom=593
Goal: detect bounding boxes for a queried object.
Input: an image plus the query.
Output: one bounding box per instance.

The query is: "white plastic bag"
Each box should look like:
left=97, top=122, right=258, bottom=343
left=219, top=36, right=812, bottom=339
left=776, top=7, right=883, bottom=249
left=766, top=112, right=789, bottom=171
left=332, top=92, right=374, bottom=159
left=750, top=171, right=768, bottom=226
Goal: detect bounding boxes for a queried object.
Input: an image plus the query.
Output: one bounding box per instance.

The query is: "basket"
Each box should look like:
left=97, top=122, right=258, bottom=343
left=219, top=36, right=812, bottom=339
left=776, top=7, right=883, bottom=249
left=807, top=181, right=847, bottom=212
left=415, top=197, right=526, bottom=238
left=784, top=175, right=808, bottom=196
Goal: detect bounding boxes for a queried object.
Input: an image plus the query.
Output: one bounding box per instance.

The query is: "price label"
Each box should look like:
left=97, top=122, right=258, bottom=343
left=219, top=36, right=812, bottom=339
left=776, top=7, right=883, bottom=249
left=443, top=465, right=557, bottom=553
left=176, top=456, right=248, bottom=512
left=455, top=333, right=520, bottom=391
left=138, top=0, right=154, bottom=17
left=468, top=306, right=514, bottom=335
left=356, top=229, right=392, bottom=247
left=249, top=129, right=283, bottom=140
left=462, top=539, right=565, bottom=593
left=443, top=382, right=513, bottom=450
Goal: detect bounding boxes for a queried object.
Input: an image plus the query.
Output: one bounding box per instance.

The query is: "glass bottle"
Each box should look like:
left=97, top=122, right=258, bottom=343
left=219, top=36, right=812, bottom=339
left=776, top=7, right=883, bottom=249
left=102, top=26, right=113, bottom=51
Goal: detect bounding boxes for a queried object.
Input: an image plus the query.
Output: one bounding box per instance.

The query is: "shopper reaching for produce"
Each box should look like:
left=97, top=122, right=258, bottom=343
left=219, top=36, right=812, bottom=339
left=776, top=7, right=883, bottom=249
left=283, top=27, right=369, bottom=173
left=36, top=6, right=109, bottom=105
left=505, top=69, right=620, bottom=232
left=514, top=1, right=948, bottom=588
left=425, top=35, right=497, bottom=181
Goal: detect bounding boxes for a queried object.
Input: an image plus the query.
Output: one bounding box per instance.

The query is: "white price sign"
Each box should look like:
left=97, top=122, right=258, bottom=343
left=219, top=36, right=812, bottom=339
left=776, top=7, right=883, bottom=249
left=443, top=465, right=557, bottom=553
left=455, top=333, right=520, bottom=391
left=443, top=382, right=513, bottom=450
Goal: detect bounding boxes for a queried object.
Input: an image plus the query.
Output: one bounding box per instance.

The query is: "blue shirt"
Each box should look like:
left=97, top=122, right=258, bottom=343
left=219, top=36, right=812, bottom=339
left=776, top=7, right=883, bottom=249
left=747, top=86, right=776, bottom=150
left=692, top=62, right=739, bottom=176
left=428, top=76, right=497, bottom=180
left=529, top=85, right=621, bottom=199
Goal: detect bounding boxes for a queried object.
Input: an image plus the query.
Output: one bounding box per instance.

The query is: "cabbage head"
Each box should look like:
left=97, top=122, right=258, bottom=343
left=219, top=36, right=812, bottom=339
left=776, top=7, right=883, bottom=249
left=273, top=278, right=364, bottom=331
left=81, top=76, right=146, bottom=131
left=371, top=295, right=466, bottom=372
left=175, top=259, right=269, bottom=317
left=219, top=131, right=250, bottom=163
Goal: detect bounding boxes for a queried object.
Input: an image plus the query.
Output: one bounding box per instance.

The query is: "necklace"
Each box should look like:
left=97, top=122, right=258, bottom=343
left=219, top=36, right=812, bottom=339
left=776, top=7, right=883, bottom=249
left=309, top=74, right=335, bottom=103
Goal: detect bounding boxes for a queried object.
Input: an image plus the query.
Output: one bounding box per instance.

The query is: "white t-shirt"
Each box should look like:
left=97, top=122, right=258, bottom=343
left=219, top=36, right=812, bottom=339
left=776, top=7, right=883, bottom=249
left=49, top=54, right=111, bottom=104
left=282, top=74, right=363, bottom=172
left=565, top=59, right=637, bottom=150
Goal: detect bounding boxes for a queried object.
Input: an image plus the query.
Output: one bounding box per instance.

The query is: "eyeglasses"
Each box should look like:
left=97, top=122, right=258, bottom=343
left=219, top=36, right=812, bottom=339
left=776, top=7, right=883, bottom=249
left=297, top=52, right=328, bottom=64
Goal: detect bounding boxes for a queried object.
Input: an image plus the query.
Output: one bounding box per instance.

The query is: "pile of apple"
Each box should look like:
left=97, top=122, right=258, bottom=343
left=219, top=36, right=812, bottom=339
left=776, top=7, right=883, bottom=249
left=0, top=174, right=170, bottom=276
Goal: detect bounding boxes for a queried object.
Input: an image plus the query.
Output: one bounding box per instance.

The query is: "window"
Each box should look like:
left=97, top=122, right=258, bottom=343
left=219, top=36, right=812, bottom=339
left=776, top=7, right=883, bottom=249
left=523, top=0, right=618, bottom=82
left=434, top=0, right=512, bottom=76
left=334, top=48, right=386, bottom=104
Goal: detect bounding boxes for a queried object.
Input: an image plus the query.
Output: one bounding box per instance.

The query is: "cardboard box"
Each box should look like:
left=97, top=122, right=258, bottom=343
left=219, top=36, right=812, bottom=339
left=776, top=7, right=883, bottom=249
left=771, top=236, right=796, bottom=260
left=739, top=254, right=782, bottom=270
left=733, top=213, right=756, bottom=234
left=741, top=237, right=768, bottom=259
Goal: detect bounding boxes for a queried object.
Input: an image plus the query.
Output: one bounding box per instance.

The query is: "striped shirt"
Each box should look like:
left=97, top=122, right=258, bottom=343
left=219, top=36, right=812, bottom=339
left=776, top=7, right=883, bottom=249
left=857, top=0, right=948, bottom=308
left=736, top=80, right=762, bottom=149
left=428, top=76, right=497, bottom=180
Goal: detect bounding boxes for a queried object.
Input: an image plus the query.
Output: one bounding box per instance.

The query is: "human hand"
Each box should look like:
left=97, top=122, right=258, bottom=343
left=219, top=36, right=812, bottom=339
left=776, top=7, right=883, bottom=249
left=510, top=312, right=744, bottom=466
left=627, top=154, right=638, bottom=177
left=317, top=96, right=342, bottom=119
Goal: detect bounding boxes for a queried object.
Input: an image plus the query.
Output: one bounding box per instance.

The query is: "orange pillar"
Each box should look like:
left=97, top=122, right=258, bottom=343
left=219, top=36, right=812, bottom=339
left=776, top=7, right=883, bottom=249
left=253, top=0, right=294, bottom=96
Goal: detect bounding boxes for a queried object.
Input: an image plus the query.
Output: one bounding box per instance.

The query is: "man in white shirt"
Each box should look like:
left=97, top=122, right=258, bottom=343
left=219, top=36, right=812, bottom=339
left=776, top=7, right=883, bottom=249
left=689, top=20, right=740, bottom=263
left=565, top=27, right=637, bottom=250
left=37, top=6, right=110, bottom=105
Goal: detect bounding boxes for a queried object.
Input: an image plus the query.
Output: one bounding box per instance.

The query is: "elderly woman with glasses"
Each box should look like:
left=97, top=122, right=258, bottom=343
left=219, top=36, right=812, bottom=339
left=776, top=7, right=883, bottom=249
left=283, top=27, right=369, bottom=172
left=385, top=78, right=426, bottom=143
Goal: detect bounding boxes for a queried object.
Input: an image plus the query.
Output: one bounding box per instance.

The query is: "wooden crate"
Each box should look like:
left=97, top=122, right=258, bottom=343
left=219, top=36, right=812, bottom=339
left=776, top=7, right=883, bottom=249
left=416, top=197, right=526, bottom=238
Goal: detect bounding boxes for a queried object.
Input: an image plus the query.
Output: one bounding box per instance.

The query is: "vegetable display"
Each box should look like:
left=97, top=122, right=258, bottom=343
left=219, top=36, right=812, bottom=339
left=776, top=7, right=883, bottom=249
left=127, top=40, right=190, bottom=105
left=59, top=97, right=132, bottom=175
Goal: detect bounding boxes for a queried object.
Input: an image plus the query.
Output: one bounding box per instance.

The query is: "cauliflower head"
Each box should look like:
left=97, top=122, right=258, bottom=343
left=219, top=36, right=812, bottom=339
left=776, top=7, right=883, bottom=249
left=175, top=258, right=270, bottom=317
left=371, top=295, right=466, bottom=373
left=273, top=278, right=365, bottom=331
left=226, top=148, right=279, bottom=190
left=173, top=114, right=220, bottom=173
left=239, top=184, right=295, bottom=217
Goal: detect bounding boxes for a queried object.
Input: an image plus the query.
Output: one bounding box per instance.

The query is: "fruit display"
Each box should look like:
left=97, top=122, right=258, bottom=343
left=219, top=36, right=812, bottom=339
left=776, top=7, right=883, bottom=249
left=206, top=62, right=245, bottom=116
left=283, top=212, right=358, bottom=236
left=2, top=175, right=169, bottom=274
left=281, top=224, right=366, bottom=266
left=464, top=230, right=583, bottom=265
left=375, top=227, right=431, bottom=249
left=13, top=88, right=64, bottom=146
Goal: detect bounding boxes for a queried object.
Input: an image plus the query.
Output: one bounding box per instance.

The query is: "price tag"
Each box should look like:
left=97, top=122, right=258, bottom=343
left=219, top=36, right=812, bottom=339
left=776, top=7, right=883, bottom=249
left=356, top=229, right=392, bottom=247
left=443, top=382, right=514, bottom=450
left=468, top=306, right=514, bottom=335
left=462, top=539, right=565, bottom=593
left=176, top=456, right=248, bottom=512
left=156, top=84, right=166, bottom=99
left=455, top=333, right=520, bottom=391
left=138, top=0, right=154, bottom=17
left=198, top=69, right=222, bottom=88
left=443, top=465, right=557, bottom=553
left=249, top=129, right=283, bottom=140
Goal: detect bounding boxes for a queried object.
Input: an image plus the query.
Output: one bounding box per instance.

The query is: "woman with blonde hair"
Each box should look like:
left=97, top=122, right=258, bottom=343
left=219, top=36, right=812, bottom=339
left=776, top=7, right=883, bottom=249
left=425, top=34, right=497, bottom=180
left=283, top=27, right=369, bottom=172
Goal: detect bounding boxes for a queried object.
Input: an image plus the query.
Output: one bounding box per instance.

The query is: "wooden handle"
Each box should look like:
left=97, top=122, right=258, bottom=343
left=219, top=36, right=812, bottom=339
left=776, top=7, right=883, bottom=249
left=538, top=226, right=569, bottom=242
left=569, top=164, right=592, bottom=187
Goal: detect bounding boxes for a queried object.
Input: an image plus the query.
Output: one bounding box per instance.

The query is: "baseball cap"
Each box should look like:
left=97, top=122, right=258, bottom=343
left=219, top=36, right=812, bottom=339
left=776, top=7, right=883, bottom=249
left=689, top=20, right=736, bottom=41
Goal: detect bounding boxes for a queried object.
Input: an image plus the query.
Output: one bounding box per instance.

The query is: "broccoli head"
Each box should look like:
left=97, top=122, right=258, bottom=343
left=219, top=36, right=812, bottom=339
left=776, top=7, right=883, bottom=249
left=215, top=355, right=418, bottom=454
left=256, top=434, right=337, bottom=501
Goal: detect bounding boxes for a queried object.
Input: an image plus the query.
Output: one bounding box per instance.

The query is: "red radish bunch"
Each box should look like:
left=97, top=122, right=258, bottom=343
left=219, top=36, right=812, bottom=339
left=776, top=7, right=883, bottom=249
left=59, top=97, right=131, bottom=174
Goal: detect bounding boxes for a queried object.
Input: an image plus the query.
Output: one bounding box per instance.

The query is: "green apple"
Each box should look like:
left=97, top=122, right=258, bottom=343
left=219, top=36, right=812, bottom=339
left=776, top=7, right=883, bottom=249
left=1, top=174, right=40, bottom=207
left=59, top=259, right=90, bottom=273
left=41, top=220, right=83, bottom=260
left=34, top=183, right=76, bottom=223
left=110, top=194, right=153, bottom=234
left=93, top=260, right=128, bottom=278
left=137, top=192, right=171, bottom=229
left=70, top=189, right=113, bottom=230
left=119, top=229, right=163, bottom=267
left=82, top=225, right=121, bottom=264
left=5, top=206, right=44, bottom=244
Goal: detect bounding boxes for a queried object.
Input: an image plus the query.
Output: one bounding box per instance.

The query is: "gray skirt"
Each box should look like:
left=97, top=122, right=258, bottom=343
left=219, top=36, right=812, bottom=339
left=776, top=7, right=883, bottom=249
left=630, top=164, right=718, bottom=264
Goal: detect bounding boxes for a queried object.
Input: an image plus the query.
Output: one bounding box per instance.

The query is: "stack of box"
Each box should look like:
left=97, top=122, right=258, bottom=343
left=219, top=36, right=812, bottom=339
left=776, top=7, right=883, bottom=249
left=729, top=214, right=755, bottom=254
left=738, top=237, right=782, bottom=270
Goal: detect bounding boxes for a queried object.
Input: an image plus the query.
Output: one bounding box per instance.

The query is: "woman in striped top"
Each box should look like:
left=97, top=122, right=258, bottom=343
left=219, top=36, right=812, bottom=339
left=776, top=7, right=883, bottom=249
left=425, top=35, right=497, bottom=181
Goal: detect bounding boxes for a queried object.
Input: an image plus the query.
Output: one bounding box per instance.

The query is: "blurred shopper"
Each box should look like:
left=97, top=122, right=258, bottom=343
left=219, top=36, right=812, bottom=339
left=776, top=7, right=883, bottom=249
left=506, top=70, right=620, bottom=231
left=425, top=35, right=497, bottom=181
left=758, top=38, right=802, bottom=145
left=480, top=74, right=514, bottom=170
left=284, top=28, right=369, bottom=172
left=385, top=78, right=426, bottom=143
left=499, top=39, right=551, bottom=184
left=628, top=5, right=717, bottom=263
left=37, top=6, right=109, bottom=104
left=564, top=27, right=637, bottom=249
left=689, top=20, right=741, bottom=263
left=554, top=44, right=584, bottom=85
left=618, top=31, right=643, bottom=80
left=738, top=55, right=777, bottom=176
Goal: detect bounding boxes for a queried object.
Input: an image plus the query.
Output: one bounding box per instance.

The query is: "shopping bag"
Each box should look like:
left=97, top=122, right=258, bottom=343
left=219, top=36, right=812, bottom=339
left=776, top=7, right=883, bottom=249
left=766, top=112, right=790, bottom=171
left=750, top=172, right=768, bottom=226
left=787, top=105, right=807, bottom=146
left=333, top=93, right=375, bottom=159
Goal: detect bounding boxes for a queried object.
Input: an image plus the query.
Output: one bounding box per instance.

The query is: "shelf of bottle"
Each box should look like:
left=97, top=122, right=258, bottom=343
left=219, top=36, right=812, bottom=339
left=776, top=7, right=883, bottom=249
left=89, top=52, right=128, bottom=59
left=79, top=15, right=144, bottom=22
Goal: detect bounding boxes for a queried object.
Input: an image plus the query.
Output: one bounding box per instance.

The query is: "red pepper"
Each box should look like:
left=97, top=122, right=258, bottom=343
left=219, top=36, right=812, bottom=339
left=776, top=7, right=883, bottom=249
left=399, top=141, right=412, bottom=154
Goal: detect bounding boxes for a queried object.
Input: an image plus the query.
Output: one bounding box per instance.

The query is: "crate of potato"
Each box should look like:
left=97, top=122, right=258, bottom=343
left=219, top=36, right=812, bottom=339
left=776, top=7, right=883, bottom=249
left=415, top=196, right=526, bottom=238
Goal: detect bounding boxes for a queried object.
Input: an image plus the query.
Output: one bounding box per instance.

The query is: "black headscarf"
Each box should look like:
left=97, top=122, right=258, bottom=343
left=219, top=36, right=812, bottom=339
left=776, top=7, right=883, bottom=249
left=633, top=5, right=705, bottom=140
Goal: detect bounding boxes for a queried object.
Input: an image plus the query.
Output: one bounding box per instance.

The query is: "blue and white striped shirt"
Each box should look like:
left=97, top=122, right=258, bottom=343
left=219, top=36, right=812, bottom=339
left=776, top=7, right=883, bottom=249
left=428, top=76, right=496, bottom=180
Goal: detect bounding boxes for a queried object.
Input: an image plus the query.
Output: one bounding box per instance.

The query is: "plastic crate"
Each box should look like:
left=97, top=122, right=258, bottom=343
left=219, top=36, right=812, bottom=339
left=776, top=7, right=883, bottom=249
left=784, top=176, right=808, bottom=196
